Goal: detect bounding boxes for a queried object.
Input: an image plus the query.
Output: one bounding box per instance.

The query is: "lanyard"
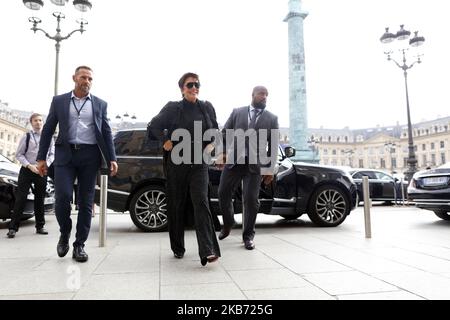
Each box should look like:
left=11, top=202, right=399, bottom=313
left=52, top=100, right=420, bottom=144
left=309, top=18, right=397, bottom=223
left=30, top=131, right=38, bottom=146
left=71, top=97, right=89, bottom=118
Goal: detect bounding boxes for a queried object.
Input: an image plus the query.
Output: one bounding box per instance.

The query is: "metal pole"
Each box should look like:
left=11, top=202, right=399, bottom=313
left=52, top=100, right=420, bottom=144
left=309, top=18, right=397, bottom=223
left=99, top=174, right=108, bottom=247
left=400, top=177, right=406, bottom=205
left=403, top=60, right=418, bottom=181
left=362, top=176, right=372, bottom=238
left=241, top=180, right=245, bottom=233
left=54, top=42, right=60, bottom=96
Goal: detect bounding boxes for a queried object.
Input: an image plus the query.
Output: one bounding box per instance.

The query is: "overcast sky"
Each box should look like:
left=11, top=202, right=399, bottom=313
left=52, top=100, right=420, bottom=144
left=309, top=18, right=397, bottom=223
left=1, top=0, right=449, bottom=129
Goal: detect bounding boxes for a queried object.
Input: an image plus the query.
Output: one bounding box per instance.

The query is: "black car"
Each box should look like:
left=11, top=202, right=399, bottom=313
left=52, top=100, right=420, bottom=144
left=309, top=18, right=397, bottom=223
left=348, top=169, right=408, bottom=205
left=0, top=154, right=55, bottom=221
left=407, top=163, right=450, bottom=220
left=98, top=128, right=358, bottom=232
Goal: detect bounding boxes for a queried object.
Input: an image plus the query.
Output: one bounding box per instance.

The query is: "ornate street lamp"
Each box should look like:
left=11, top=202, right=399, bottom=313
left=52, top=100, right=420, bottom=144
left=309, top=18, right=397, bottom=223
left=380, top=25, right=425, bottom=181
left=307, top=136, right=320, bottom=163
left=23, top=0, right=92, bottom=95
left=384, top=142, right=397, bottom=174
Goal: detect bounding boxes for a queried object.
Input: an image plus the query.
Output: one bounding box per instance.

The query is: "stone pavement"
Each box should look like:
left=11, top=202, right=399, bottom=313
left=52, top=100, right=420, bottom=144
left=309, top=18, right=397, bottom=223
left=1, top=205, right=450, bottom=300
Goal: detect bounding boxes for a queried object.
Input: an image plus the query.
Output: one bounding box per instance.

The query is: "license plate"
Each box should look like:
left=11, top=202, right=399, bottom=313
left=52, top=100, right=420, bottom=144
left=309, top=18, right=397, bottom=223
left=44, top=197, right=55, bottom=205
left=422, top=177, right=448, bottom=186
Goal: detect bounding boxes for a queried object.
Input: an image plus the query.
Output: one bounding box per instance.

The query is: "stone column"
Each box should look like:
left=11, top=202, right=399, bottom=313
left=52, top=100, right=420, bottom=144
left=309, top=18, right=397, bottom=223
left=284, top=0, right=317, bottom=162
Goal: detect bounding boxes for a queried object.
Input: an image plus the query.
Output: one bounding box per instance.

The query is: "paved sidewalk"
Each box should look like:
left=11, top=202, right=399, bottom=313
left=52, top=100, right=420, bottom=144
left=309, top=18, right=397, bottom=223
left=1, top=205, right=450, bottom=300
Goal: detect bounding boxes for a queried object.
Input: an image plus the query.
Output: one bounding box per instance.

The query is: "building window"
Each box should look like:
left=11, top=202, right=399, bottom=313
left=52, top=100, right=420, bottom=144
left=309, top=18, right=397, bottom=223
left=441, top=153, right=446, bottom=165
left=332, top=149, right=336, bottom=155
left=358, top=159, right=364, bottom=168
left=440, top=141, right=445, bottom=148
left=422, top=154, right=427, bottom=166
left=431, top=154, right=436, bottom=165
left=431, top=142, right=435, bottom=150
left=392, top=158, right=397, bottom=169
left=422, top=144, right=426, bottom=151
left=380, top=159, right=386, bottom=168
left=323, top=149, right=328, bottom=155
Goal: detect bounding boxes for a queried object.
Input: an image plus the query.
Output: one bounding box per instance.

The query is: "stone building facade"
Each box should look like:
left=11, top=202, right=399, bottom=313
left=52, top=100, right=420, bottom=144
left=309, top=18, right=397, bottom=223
left=0, top=100, right=30, bottom=159
left=306, top=116, right=450, bottom=173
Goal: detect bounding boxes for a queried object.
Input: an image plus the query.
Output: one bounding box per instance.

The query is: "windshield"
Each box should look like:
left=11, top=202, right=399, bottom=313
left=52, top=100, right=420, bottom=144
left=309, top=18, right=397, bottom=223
left=0, top=154, right=12, bottom=163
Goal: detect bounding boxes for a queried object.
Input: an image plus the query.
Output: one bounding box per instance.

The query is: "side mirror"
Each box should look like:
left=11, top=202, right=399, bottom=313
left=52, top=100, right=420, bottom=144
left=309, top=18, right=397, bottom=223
left=284, top=146, right=296, bottom=158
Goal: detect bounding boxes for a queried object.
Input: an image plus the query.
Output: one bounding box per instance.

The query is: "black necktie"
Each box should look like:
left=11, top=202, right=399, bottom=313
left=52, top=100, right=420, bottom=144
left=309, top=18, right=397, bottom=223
left=249, top=109, right=258, bottom=128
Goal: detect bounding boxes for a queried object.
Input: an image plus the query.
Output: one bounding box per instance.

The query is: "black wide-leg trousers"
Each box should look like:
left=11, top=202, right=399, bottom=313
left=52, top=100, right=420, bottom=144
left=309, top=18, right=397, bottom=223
left=166, top=161, right=220, bottom=259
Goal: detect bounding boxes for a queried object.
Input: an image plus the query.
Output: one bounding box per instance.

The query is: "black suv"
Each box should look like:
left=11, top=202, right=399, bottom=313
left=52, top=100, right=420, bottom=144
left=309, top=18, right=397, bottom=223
left=98, top=128, right=358, bottom=232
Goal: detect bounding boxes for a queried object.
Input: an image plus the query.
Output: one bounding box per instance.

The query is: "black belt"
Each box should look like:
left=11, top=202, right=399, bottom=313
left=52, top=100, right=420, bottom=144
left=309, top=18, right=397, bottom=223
left=70, top=144, right=96, bottom=150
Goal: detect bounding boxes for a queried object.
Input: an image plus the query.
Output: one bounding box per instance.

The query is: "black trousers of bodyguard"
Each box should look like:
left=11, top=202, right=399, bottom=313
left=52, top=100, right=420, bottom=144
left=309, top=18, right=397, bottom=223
left=166, top=160, right=220, bottom=259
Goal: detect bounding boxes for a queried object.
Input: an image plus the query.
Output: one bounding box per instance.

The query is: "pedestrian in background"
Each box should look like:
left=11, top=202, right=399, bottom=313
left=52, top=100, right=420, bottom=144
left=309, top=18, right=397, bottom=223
left=7, top=113, right=54, bottom=238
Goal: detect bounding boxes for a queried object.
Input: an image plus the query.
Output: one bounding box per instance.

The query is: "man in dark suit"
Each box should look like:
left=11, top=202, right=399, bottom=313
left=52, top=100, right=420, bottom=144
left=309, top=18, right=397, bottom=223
left=37, top=65, right=118, bottom=262
left=216, top=86, right=279, bottom=250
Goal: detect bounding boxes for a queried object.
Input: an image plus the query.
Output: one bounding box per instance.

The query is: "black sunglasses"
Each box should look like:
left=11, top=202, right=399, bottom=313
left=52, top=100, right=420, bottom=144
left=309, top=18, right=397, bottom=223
left=185, top=82, right=200, bottom=89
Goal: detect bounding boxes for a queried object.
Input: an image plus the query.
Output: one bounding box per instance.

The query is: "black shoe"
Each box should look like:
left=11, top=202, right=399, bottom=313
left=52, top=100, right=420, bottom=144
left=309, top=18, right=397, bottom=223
left=7, top=229, right=16, bottom=238
left=57, top=236, right=70, bottom=258
left=201, top=255, right=219, bottom=266
left=218, top=227, right=232, bottom=240
left=72, top=246, right=88, bottom=262
left=244, top=239, right=255, bottom=250
left=36, top=227, right=48, bottom=235
left=173, top=252, right=184, bottom=259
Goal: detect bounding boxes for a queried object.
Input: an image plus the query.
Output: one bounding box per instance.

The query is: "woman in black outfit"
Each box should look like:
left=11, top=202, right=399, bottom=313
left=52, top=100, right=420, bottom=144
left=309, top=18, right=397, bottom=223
left=148, top=72, right=220, bottom=266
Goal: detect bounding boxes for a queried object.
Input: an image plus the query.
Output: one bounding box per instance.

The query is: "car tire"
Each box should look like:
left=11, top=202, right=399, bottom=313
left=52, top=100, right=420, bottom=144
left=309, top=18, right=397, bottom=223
left=307, top=185, right=349, bottom=227
left=129, top=185, right=168, bottom=232
left=433, top=210, right=450, bottom=221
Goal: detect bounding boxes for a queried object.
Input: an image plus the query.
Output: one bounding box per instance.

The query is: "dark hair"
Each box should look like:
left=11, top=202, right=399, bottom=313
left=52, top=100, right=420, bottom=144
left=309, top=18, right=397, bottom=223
left=29, top=113, right=42, bottom=123
left=178, top=72, right=199, bottom=89
left=75, top=65, right=93, bottom=73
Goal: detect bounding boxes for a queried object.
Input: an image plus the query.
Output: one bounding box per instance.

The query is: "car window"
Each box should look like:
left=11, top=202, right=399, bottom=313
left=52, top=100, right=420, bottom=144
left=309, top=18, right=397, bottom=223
left=374, top=171, right=393, bottom=181
left=351, top=172, right=363, bottom=179
left=0, top=154, right=12, bottom=163
left=359, top=171, right=377, bottom=179
left=141, top=131, right=163, bottom=156
left=114, top=130, right=145, bottom=156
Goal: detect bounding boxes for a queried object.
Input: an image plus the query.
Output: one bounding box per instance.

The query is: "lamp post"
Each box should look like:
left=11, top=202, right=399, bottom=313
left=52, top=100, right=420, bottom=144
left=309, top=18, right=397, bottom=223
left=23, top=0, right=92, bottom=96
left=384, top=142, right=397, bottom=174
left=307, top=136, right=319, bottom=163
left=344, top=149, right=354, bottom=168
left=380, top=25, right=425, bottom=182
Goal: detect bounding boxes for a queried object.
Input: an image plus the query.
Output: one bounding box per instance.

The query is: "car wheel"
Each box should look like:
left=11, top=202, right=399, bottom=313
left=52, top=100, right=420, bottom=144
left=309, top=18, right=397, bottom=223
left=129, top=185, right=168, bottom=232
left=433, top=210, right=450, bottom=221
left=280, top=214, right=301, bottom=220
left=307, top=185, right=349, bottom=227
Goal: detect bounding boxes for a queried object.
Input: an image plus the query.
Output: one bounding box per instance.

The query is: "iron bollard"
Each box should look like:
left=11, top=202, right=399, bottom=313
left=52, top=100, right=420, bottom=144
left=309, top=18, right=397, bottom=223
left=362, top=176, right=372, bottom=238
left=99, top=174, right=108, bottom=247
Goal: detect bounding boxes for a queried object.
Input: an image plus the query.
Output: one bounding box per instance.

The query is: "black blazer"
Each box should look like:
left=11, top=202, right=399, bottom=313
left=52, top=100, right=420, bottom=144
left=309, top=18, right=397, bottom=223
left=147, top=99, right=219, bottom=145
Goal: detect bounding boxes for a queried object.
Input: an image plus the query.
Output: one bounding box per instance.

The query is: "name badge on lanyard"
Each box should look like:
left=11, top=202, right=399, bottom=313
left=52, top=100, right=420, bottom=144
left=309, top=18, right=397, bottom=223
left=72, top=97, right=89, bottom=120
